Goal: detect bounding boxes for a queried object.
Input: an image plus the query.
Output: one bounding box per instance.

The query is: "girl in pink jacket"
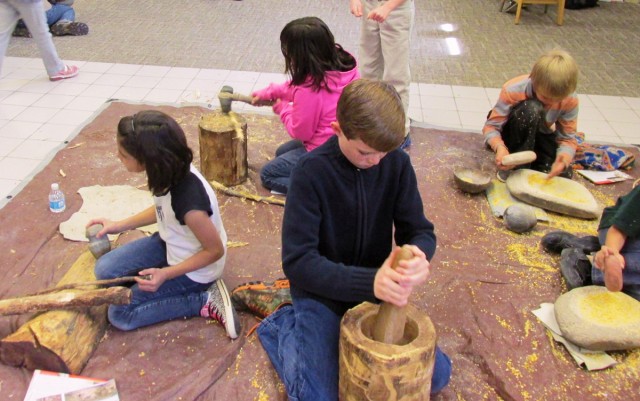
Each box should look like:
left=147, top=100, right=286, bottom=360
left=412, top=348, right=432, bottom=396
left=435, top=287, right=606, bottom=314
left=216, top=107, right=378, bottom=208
left=252, top=16, right=360, bottom=195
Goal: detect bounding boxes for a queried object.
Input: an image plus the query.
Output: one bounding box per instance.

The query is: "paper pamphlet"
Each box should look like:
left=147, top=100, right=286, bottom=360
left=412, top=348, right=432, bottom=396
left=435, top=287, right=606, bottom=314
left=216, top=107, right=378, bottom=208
left=576, top=169, right=634, bottom=185
left=24, top=370, right=119, bottom=401
left=531, top=303, right=617, bottom=371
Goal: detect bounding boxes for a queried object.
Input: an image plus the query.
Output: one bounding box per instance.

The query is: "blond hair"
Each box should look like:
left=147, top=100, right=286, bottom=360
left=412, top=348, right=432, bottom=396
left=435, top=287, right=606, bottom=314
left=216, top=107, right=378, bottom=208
left=530, top=49, right=579, bottom=99
left=336, top=79, right=405, bottom=152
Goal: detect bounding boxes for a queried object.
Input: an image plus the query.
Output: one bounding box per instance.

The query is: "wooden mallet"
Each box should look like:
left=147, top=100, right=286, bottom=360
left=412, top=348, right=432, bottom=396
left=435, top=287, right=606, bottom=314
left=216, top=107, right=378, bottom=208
left=218, top=85, right=273, bottom=113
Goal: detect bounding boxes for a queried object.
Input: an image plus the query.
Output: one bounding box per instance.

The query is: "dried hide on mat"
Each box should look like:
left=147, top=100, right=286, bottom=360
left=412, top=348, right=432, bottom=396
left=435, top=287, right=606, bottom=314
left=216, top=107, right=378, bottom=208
left=0, top=101, right=638, bottom=401
left=59, top=185, right=157, bottom=242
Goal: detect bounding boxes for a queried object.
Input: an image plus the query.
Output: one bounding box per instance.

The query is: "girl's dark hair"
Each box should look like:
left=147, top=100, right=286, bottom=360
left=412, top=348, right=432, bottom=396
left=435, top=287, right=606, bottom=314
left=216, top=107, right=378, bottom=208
left=280, top=16, right=356, bottom=91
left=117, top=110, right=193, bottom=196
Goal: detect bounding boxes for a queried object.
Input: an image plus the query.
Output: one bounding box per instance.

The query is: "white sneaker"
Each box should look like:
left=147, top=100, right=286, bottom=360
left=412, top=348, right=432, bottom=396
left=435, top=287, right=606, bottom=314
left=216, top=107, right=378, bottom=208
left=200, top=279, right=241, bottom=339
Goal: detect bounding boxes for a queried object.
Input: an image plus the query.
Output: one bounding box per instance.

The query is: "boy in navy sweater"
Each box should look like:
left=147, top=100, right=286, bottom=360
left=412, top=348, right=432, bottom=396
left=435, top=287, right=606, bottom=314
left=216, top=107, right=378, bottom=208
left=233, top=79, right=451, bottom=400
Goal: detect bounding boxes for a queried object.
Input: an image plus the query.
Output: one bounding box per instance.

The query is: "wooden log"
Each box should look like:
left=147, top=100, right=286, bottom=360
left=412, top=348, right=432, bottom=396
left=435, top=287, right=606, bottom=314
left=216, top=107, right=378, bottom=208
left=0, top=287, right=130, bottom=316
left=199, top=111, right=248, bottom=186
left=372, top=245, right=414, bottom=344
left=0, top=251, right=118, bottom=373
left=208, top=180, right=285, bottom=206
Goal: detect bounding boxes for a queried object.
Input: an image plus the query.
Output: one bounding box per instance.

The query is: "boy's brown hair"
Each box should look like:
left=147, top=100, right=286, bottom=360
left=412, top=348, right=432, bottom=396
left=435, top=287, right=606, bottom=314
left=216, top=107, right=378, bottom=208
left=336, top=79, right=405, bottom=152
left=530, top=49, right=579, bottom=100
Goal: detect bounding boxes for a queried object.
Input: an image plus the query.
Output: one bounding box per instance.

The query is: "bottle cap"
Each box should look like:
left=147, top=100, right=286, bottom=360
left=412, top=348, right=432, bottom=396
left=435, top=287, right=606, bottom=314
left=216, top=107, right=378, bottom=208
left=51, top=183, right=59, bottom=190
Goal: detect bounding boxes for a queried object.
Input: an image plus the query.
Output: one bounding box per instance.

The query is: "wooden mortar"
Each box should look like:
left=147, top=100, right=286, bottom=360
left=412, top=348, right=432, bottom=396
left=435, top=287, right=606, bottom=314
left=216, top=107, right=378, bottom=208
left=339, top=246, right=437, bottom=400
left=339, top=302, right=436, bottom=400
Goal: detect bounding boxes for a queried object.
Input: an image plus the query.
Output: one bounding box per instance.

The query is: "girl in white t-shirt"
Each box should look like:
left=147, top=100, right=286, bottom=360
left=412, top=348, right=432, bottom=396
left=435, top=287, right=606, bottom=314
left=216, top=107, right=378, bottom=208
left=87, top=110, right=240, bottom=339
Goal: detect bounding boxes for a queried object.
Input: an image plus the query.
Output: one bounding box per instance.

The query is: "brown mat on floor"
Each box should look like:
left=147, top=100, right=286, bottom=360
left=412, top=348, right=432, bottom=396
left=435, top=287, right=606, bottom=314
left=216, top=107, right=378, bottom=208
left=1, top=101, right=639, bottom=401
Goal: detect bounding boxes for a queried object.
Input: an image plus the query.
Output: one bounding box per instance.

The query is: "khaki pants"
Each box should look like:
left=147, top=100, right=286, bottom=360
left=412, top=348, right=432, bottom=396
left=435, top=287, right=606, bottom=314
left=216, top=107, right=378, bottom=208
left=359, top=0, right=414, bottom=134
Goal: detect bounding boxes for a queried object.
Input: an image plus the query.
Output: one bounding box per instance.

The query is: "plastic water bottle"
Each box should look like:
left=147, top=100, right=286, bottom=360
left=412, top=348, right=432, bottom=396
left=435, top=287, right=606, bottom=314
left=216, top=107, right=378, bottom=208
left=49, top=183, right=66, bottom=213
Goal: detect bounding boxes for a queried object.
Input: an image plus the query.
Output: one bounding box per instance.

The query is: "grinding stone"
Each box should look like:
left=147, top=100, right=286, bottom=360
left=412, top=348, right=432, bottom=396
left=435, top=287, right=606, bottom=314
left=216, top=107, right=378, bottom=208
left=555, top=286, right=640, bottom=351
left=506, top=169, right=600, bottom=219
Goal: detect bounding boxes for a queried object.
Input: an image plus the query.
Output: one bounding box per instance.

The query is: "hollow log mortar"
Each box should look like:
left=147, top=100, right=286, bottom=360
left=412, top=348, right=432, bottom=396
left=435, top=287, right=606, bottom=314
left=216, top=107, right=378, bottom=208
left=339, top=246, right=437, bottom=400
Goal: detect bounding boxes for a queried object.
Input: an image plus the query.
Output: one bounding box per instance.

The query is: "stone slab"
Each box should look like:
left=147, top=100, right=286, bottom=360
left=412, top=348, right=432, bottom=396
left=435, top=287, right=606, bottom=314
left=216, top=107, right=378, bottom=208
left=555, top=286, right=640, bottom=351
left=506, top=169, right=601, bottom=219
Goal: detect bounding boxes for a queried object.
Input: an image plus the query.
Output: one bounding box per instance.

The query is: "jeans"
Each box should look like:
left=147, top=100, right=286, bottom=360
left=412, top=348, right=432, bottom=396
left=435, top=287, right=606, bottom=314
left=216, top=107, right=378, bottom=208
left=257, top=294, right=452, bottom=401
left=46, top=4, right=74, bottom=25
left=260, top=140, right=307, bottom=195
left=592, top=228, right=640, bottom=301
left=0, top=0, right=63, bottom=76
left=95, top=232, right=211, bottom=331
left=400, top=133, right=412, bottom=151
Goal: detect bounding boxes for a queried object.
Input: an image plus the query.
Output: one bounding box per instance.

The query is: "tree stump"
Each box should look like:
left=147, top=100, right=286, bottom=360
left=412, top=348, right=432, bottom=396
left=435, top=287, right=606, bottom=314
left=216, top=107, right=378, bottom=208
left=0, top=251, right=116, bottom=374
left=339, top=302, right=436, bottom=401
left=199, top=111, right=248, bottom=186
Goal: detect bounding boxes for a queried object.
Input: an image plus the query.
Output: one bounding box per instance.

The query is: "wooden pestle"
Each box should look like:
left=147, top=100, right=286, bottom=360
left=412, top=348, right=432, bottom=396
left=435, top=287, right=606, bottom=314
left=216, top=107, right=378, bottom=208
left=372, top=245, right=414, bottom=344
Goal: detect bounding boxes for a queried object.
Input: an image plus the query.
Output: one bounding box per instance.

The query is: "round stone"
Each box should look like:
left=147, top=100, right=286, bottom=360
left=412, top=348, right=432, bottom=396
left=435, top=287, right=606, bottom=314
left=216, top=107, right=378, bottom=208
left=504, top=203, right=537, bottom=233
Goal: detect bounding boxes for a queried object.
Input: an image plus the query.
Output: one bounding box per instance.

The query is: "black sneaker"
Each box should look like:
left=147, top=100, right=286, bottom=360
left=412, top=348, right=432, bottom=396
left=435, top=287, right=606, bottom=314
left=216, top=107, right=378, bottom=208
left=560, top=248, right=592, bottom=290
left=51, top=21, right=89, bottom=36
left=541, top=230, right=600, bottom=254
left=559, top=167, right=574, bottom=179
left=496, top=170, right=511, bottom=183
left=12, top=25, right=31, bottom=38
left=201, top=279, right=241, bottom=339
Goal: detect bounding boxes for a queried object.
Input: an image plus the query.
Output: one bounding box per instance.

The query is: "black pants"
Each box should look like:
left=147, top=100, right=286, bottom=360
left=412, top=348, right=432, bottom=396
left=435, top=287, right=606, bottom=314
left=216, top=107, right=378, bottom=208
left=500, top=99, right=557, bottom=172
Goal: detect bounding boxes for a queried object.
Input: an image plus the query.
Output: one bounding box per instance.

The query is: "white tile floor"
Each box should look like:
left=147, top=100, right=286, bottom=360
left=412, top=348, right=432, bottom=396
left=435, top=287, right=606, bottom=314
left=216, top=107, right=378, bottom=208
left=1, top=56, right=639, bottom=210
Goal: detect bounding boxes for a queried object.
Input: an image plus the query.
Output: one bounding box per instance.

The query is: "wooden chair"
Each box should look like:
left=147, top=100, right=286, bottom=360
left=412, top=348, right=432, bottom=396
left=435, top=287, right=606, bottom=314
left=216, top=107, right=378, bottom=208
left=500, top=0, right=566, bottom=25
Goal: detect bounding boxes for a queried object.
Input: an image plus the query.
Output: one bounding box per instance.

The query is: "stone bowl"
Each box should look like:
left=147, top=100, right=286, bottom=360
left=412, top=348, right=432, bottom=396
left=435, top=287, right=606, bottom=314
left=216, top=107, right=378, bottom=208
left=453, top=168, right=492, bottom=194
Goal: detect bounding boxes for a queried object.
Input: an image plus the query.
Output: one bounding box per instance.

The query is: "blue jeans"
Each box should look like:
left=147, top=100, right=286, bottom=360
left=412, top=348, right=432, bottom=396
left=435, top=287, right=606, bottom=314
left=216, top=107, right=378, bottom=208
left=257, top=295, right=452, bottom=401
left=260, top=140, right=307, bottom=195
left=400, top=133, right=412, bottom=150
left=95, top=233, right=211, bottom=330
left=593, top=228, right=640, bottom=301
left=0, top=0, right=64, bottom=76
left=46, top=4, right=75, bottom=25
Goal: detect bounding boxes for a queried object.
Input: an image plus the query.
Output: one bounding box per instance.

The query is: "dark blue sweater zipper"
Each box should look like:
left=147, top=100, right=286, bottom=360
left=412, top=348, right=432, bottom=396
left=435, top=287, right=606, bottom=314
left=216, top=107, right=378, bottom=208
left=354, top=169, right=366, bottom=264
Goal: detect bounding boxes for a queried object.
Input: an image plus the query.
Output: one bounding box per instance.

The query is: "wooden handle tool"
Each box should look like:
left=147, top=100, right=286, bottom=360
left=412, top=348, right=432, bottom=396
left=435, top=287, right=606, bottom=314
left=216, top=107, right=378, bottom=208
left=228, top=93, right=274, bottom=107
left=502, top=150, right=537, bottom=167
left=30, top=275, right=152, bottom=296
left=372, top=245, right=414, bottom=344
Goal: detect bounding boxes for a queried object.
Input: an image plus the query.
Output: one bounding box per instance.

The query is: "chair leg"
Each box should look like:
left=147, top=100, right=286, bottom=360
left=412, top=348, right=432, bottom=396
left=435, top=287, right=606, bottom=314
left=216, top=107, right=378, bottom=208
left=514, top=0, right=524, bottom=24
left=499, top=0, right=507, bottom=12
left=557, top=0, right=565, bottom=25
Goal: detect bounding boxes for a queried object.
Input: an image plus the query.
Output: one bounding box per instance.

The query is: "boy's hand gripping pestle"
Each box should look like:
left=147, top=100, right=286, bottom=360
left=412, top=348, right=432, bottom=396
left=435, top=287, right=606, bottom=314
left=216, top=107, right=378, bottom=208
left=372, top=245, right=414, bottom=344
left=502, top=150, right=537, bottom=167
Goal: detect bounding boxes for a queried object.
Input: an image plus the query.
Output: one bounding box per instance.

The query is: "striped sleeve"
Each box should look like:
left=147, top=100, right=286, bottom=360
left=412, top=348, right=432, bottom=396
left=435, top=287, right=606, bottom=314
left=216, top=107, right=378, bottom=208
left=554, top=95, right=579, bottom=158
left=482, top=75, right=531, bottom=149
